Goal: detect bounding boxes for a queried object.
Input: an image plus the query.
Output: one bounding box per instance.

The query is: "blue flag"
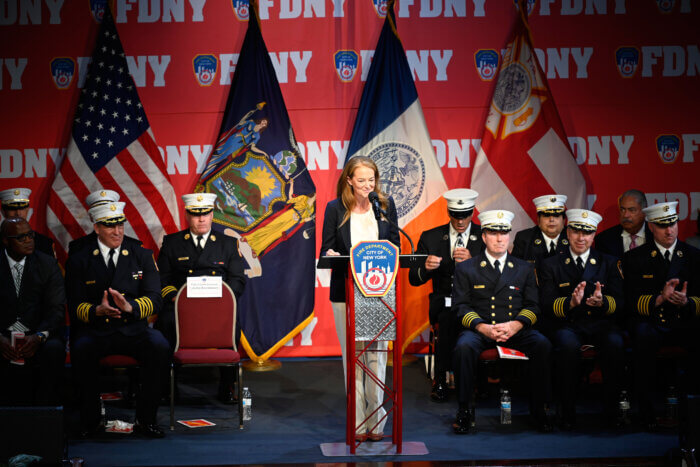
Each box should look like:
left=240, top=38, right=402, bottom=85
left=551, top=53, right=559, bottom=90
left=196, top=1, right=316, bottom=362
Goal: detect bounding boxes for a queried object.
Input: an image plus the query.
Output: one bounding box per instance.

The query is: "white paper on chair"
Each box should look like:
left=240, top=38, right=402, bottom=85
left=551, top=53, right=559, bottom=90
left=187, top=276, right=222, bottom=298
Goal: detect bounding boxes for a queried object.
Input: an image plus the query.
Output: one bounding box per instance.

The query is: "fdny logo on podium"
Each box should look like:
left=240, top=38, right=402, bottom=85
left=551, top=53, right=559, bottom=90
left=373, top=0, right=389, bottom=17
left=655, top=0, right=675, bottom=13
left=193, top=54, right=219, bottom=86
left=90, top=0, right=107, bottom=23
left=656, top=135, right=680, bottom=164
left=231, top=0, right=250, bottom=21
left=514, top=0, right=536, bottom=16
left=50, top=58, right=75, bottom=90
left=474, top=50, right=499, bottom=81
left=350, top=240, right=399, bottom=298
left=334, top=50, right=359, bottom=82
left=615, top=47, right=640, bottom=78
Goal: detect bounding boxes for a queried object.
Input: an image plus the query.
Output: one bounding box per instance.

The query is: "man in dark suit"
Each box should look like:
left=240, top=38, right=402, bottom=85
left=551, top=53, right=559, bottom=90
left=67, top=189, right=142, bottom=258
left=0, top=188, right=55, bottom=258
left=157, top=193, right=246, bottom=404
left=452, top=210, right=552, bottom=434
left=539, top=209, right=625, bottom=430
left=622, top=201, right=700, bottom=430
left=409, top=188, right=484, bottom=402
left=512, top=194, right=569, bottom=269
left=595, top=189, right=651, bottom=259
left=0, top=218, right=65, bottom=406
left=65, top=202, right=169, bottom=438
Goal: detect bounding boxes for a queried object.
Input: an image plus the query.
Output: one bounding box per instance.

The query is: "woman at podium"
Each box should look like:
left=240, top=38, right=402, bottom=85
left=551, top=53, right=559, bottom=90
left=320, top=156, right=400, bottom=441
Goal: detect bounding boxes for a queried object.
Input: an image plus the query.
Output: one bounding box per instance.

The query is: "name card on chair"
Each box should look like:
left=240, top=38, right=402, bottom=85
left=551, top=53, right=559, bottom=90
left=187, top=276, right=223, bottom=298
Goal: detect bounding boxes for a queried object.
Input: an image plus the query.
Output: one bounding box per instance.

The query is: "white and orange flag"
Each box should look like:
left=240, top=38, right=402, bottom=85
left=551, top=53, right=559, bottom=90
left=471, top=0, right=586, bottom=235
left=345, top=0, right=448, bottom=351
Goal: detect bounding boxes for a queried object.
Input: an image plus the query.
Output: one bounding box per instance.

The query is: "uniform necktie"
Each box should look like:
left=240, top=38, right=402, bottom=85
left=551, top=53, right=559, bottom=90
left=629, top=234, right=637, bottom=250
left=108, top=249, right=116, bottom=277
left=196, top=235, right=204, bottom=252
left=664, top=250, right=671, bottom=264
left=453, top=233, right=464, bottom=258
left=576, top=256, right=584, bottom=271
left=13, top=262, right=23, bottom=296
left=549, top=241, right=556, bottom=254
left=494, top=259, right=501, bottom=276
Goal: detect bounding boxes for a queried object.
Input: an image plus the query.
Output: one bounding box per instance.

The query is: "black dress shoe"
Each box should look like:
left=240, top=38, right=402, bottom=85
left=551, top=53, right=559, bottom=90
left=134, top=422, right=165, bottom=438
left=452, top=408, right=475, bottom=434
left=430, top=380, right=448, bottom=402
left=531, top=407, right=553, bottom=433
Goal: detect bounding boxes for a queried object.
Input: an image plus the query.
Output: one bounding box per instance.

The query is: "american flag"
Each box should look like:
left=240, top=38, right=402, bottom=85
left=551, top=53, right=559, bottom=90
left=47, top=6, right=179, bottom=260
left=471, top=0, right=586, bottom=235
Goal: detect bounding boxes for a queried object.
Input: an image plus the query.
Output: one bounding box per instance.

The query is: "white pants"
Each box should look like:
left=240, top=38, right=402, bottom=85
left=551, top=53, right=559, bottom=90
left=332, top=302, right=388, bottom=435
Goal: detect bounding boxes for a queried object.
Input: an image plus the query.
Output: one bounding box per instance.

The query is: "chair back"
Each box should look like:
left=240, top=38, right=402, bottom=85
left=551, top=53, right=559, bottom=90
left=174, top=281, right=237, bottom=351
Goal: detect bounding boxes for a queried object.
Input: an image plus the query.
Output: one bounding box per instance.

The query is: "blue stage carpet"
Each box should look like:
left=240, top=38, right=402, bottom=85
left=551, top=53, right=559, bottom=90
left=67, top=358, right=678, bottom=466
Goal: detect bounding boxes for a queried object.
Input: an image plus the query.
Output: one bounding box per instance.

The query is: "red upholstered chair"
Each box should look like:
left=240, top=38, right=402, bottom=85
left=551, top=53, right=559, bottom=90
left=169, top=282, right=243, bottom=430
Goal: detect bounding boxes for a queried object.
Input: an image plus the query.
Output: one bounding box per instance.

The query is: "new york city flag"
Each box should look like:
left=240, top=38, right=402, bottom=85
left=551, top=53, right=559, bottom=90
left=196, top=0, right=316, bottom=362
left=346, top=0, right=448, bottom=351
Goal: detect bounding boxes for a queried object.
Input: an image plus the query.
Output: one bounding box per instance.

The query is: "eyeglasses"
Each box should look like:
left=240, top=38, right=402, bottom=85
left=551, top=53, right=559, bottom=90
left=6, top=231, right=35, bottom=242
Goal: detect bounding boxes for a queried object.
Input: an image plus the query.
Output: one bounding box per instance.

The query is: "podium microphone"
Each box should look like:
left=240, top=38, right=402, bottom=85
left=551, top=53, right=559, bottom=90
left=368, top=192, right=415, bottom=254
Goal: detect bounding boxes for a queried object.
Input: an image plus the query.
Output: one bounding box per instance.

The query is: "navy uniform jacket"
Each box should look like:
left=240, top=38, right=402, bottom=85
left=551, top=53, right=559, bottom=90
left=320, top=197, right=400, bottom=303
left=157, top=229, right=246, bottom=303
left=538, top=248, right=623, bottom=323
left=0, top=250, right=65, bottom=337
left=408, top=222, right=484, bottom=323
left=33, top=231, right=55, bottom=258
left=594, top=223, right=653, bottom=259
left=65, top=237, right=161, bottom=337
left=511, top=225, right=569, bottom=268
left=622, top=240, right=700, bottom=326
left=68, top=231, right=142, bottom=258
left=452, top=253, right=540, bottom=331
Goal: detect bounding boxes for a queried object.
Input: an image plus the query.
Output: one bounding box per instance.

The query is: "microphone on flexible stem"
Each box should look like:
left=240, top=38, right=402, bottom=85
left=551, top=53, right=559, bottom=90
left=367, top=191, right=415, bottom=254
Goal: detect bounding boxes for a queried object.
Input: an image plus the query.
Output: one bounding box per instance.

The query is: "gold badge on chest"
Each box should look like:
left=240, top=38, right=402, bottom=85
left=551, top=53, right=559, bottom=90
left=565, top=258, right=571, bottom=264
left=534, top=239, right=542, bottom=245
left=507, top=261, right=514, bottom=268
left=480, top=261, right=487, bottom=267
left=93, top=249, right=99, bottom=256
left=589, top=258, right=596, bottom=265
left=651, top=250, right=657, bottom=257
left=121, top=249, right=129, bottom=256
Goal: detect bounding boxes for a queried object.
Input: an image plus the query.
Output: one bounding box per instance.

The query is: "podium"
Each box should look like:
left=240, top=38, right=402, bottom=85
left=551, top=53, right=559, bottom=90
left=318, top=243, right=427, bottom=455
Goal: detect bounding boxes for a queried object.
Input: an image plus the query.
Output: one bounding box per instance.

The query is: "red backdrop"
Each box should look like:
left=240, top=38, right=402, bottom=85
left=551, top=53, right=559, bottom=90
left=1, top=0, right=698, bottom=356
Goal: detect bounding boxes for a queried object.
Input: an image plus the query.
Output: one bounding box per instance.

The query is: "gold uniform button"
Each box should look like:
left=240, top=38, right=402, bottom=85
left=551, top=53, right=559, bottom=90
left=508, top=305, right=512, bottom=309
left=509, top=296, right=512, bottom=300
left=492, top=320, right=496, bottom=324
left=661, top=319, right=666, bottom=323
left=491, top=296, right=495, bottom=301
left=105, top=318, right=109, bottom=323
left=587, top=311, right=592, bottom=316
left=491, top=305, right=495, bottom=309
left=491, top=313, right=496, bottom=317
left=659, top=313, right=663, bottom=318
left=212, top=271, right=216, bottom=275
left=189, top=270, right=193, bottom=273
left=508, top=312, right=513, bottom=317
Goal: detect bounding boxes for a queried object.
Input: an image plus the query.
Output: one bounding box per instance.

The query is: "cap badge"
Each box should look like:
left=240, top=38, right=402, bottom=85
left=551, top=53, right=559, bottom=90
left=497, top=211, right=504, bottom=219
left=458, top=200, right=464, bottom=205
left=110, top=204, right=116, bottom=211
left=480, top=261, right=487, bottom=267
left=663, top=205, right=670, bottom=212
left=100, top=191, right=106, bottom=197
left=550, top=197, right=556, bottom=203
left=197, top=195, right=203, bottom=202
left=14, top=189, right=20, bottom=195
left=582, top=211, right=588, bottom=218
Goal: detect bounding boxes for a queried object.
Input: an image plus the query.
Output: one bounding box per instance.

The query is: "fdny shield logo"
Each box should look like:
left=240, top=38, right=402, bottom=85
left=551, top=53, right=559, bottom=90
left=334, top=50, right=359, bottom=83
left=350, top=240, right=399, bottom=298
left=372, top=0, right=389, bottom=18
left=231, top=0, right=250, bottom=21
left=514, top=0, right=536, bottom=15
left=50, top=58, right=75, bottom=89
left=89, top=0, right=107, bottom=23
left=615, top=47, right=639, bottom=78
left=656, top=135, right=680, bottom=164
left=655, top=0, right=675, bottom=13
left=193, top=54, right=218, bottom=86
left=474, top=50, right=499, bottom=81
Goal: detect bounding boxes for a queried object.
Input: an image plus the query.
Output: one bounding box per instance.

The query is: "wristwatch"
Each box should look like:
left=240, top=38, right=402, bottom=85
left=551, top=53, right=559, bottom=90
left=36, top=332, right=47, bottom=344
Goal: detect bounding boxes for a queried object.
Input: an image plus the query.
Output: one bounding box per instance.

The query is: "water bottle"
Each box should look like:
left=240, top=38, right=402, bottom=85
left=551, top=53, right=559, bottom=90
left=242, top=387, right=252, bottom=421
left=664, top=386, right=679, bottom=425
left=618, top=390, right=630, bottom=425
left=100, top=399, right=107, bottom=426
left=500, top=389, right=512, bottom=425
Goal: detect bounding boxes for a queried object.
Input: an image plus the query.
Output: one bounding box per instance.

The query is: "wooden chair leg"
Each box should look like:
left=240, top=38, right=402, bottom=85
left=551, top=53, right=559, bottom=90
left=169, top=363, right=175, bottom=430
left=238, top=364, right=244, bottom=429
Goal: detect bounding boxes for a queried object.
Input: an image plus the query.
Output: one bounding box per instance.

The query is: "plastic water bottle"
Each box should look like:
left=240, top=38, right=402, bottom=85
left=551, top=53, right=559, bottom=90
left=500, top=389, right=512, bottom=425
left=242, top=387, right=252, bottom=421
left=618, top=390, right=630, bottom=425
left=664, top=386, right=679, bottom=425
left=100, top=399, right=107, bottom=426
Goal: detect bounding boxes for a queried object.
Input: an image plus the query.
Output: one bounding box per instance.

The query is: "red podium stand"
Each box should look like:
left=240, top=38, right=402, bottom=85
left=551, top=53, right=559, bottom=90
left=318, top=247, right=428, bottom=456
